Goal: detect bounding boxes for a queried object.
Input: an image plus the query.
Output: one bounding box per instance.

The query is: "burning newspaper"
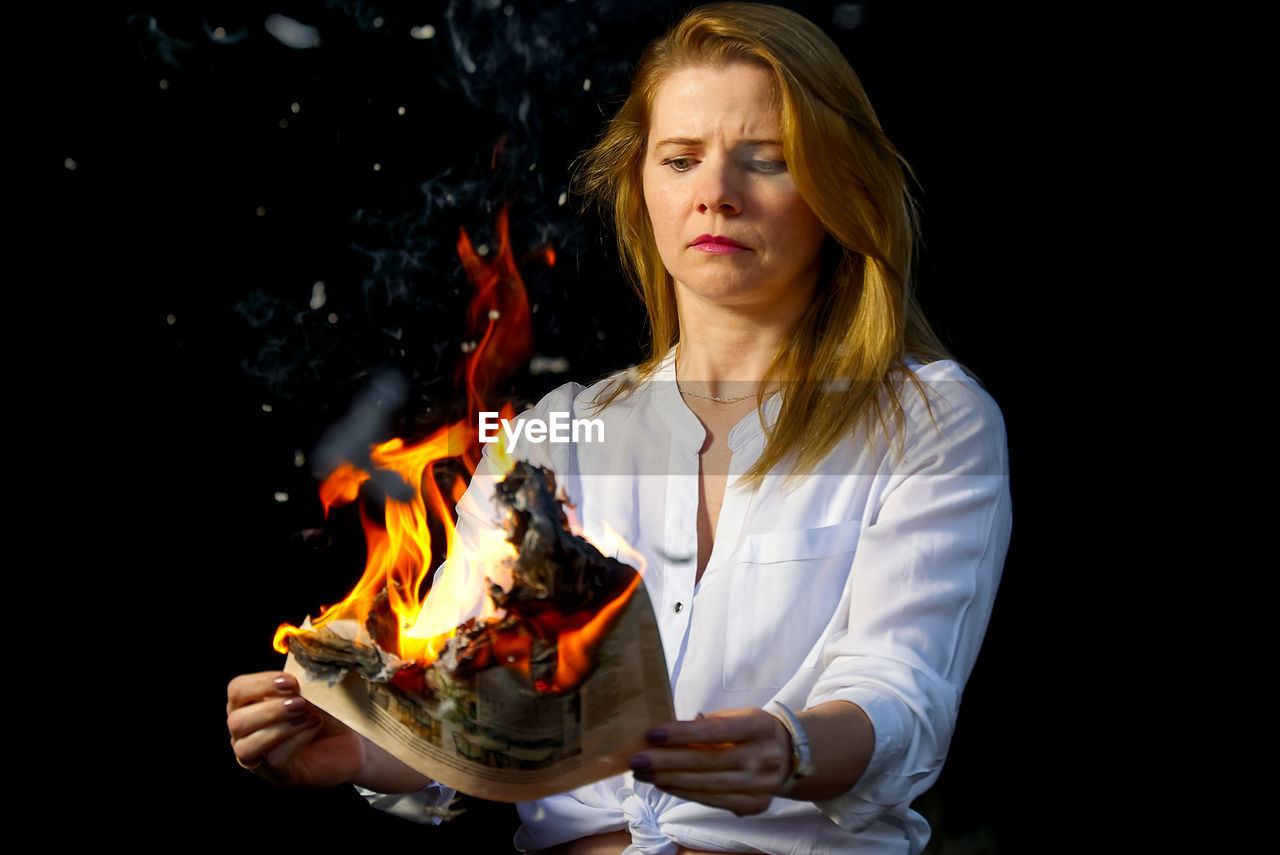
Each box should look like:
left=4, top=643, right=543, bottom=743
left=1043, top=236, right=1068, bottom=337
left=282, top=462, right=674, bottom=802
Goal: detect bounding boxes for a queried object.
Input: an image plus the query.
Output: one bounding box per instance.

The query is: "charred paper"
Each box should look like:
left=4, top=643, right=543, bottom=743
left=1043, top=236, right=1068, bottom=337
left=283, top=462, right=673, bottom=802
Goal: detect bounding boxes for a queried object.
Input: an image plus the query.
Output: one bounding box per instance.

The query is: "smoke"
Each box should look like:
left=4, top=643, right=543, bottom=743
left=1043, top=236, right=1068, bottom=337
left=141, top=3, right=860, bottom=425
left=319, top=0, right=391, bottom=31
left=126, top=1, right=686, bottom=410
left=831, top=2, right=865, bottom=29
left=127, top=15, right=194, bottom=70
left=343, top=0, right=680, bottom=320
left=310, top=367, right=415, bottom=501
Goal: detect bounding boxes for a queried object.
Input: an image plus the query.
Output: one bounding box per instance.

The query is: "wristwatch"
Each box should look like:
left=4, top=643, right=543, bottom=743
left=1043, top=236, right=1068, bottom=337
left=766, top=700, right=814, bottom=796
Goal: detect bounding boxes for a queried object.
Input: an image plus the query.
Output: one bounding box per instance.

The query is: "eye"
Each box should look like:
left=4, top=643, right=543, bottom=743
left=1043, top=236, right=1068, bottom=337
left=661, top=156, right=695, bottom=173
left=747, top=158, right=785, bottom=174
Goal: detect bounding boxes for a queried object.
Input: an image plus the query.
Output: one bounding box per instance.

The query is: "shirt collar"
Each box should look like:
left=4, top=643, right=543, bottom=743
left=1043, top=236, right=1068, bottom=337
left=726, top=392, right=781, bottom=452
left=652, top=348, right=782, bottom=454
left=652, top=349, right=706, bottom=454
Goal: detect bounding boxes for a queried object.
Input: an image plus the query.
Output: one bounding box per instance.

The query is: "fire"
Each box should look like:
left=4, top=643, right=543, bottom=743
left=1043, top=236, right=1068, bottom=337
left=274, top=210, right=636, bottom=692
left=548, top=573, right=642, bottom=692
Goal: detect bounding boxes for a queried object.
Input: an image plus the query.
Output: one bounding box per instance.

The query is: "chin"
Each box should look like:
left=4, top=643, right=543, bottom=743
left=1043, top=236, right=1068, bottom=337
left=677, top=279, right=796, bottom=310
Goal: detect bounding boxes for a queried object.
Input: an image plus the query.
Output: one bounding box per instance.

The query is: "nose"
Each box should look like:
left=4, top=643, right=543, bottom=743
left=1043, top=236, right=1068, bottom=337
left=694, top=159, right=742, bottom=215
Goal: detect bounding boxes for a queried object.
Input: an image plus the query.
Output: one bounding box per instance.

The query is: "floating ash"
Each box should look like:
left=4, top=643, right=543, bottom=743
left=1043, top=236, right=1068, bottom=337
left=529, top=355, right=571, bottom=375
left=265, top=13, right=321, bottom=49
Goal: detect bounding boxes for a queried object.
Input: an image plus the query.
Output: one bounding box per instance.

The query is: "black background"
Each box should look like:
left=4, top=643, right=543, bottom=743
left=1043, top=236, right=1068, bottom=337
left=53, top=1, right=1088, bottom=850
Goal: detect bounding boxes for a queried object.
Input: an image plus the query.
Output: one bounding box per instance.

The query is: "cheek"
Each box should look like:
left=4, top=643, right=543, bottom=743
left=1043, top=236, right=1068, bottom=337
left=643, top=186, right=683, bottom=260
left=783, top=197, right=826, bottom=255
left=643, top=182, right=676, bottom=236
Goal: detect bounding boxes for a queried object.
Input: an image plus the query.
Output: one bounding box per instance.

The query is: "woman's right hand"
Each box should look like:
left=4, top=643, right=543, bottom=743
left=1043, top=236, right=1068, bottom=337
left=226, top=671, right=366, bottom=788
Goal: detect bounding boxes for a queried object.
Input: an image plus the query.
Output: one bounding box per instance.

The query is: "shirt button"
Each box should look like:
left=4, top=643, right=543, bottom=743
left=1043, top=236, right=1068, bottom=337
left=673, top=602, right=683, bottom=613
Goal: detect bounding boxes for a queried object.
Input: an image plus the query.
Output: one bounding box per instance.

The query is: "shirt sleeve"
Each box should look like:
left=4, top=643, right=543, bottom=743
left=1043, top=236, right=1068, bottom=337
left=806, top=370, right=1012, bottom=832
left=355, top=783, right=458, bottom=824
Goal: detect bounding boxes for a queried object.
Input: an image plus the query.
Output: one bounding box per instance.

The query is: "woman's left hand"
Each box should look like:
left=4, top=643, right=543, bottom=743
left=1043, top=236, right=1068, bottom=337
left=628, top=708, right=791, bottom=815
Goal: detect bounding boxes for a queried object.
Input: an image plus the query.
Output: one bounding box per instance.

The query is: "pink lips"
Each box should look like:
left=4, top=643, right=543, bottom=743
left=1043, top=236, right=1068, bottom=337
left=690, top=234, right=750, bottom=254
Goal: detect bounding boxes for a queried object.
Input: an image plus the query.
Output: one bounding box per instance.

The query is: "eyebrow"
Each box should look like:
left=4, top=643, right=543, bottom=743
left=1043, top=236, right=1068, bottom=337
left=651, top=137, right=782, bottom=149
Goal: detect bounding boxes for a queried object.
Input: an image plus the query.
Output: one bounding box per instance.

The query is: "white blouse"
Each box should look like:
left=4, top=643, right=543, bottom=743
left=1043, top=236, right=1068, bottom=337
left=370, top=352, right=1011, bottom=855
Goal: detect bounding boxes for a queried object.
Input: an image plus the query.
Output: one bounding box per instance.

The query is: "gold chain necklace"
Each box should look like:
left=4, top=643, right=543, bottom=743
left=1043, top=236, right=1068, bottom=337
left=677, top=385, right=756, bottom=404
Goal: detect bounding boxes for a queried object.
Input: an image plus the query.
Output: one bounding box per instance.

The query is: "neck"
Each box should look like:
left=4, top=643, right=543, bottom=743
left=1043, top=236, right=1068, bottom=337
left=673, top=294, right=803, bottom=395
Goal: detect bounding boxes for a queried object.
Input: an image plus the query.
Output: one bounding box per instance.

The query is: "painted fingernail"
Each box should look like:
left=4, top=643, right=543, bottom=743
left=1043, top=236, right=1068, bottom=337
left=633, top=771, right=654, bottom=782
left=272, top=675, right=296, bottom=692
left=288, top=714, right=311, bottom=727
left=282, top=696, right=308, bottom=712
left=645, top=729, right=667, bottom=743
left=628, top=754, right=652, bottom=771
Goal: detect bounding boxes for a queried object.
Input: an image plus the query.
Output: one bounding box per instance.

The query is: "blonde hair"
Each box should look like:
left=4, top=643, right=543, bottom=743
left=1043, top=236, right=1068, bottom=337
left=575, top=2, right=950, bottom=481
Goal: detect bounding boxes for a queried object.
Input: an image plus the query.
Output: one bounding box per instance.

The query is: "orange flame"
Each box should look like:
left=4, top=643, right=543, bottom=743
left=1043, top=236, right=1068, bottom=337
left=457, top=207, right=532, bottom=435
left=545, top=573, right=641, bottom=692
left=274, top=210, right=631, bottom=691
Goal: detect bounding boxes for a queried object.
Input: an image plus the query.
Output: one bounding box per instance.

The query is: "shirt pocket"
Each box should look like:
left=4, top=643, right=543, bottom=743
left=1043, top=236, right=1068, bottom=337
left=724, top=519, right=861, bottom=691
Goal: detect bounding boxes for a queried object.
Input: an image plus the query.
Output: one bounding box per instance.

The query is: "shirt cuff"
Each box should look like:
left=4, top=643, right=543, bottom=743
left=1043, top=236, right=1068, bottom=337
left=355, top=782, right=458, bottom=825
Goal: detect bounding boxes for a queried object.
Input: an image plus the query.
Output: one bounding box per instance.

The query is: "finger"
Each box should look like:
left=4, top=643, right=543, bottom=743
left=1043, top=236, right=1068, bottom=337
left=632, top=743, right=787, bottom=799
left=227, top=671, right=298, bottom=713
left=631, top=743, right=783, bottom=775
left=230, top=711, right=320, bottom=771
left=262, top=715, right=325, bottom=774
left=227, top=694, right=313, bottom=742
left=646, top=709, right=775, bottom=747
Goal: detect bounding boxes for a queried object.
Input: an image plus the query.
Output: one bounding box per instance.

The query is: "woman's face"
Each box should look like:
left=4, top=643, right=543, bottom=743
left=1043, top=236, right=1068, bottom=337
left=642, top=62, right=828, bottom=319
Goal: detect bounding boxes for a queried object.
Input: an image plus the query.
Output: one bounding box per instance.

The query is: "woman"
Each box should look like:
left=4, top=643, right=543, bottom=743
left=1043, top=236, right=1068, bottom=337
left=226, top=4, right=1011, bottom=853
